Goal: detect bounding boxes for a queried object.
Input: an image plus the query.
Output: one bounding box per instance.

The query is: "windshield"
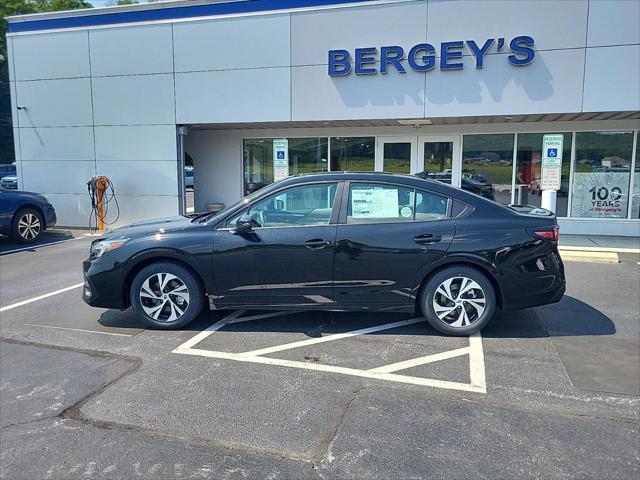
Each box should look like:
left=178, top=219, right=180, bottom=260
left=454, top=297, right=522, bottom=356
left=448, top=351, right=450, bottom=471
left=191, top=185, right=270, bottom=223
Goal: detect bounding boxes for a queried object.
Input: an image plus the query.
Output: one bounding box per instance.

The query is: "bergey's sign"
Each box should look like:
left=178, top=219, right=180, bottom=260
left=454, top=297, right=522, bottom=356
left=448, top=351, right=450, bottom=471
left=328, top=36, right=535, bottom=76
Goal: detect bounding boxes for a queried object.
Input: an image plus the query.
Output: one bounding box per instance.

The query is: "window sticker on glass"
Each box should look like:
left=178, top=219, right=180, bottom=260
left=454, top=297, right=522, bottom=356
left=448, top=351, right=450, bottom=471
left=351, top=188, right=399, bottom=218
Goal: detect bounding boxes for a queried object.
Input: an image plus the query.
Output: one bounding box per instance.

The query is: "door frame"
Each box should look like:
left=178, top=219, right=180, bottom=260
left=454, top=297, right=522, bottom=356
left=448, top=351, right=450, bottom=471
left=417, top=134, right=463, bottom=187
left=375, top=136, right=418, bottom=174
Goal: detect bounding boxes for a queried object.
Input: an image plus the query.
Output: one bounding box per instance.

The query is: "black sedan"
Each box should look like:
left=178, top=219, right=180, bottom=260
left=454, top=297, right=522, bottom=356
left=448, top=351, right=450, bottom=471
left=83, top=172, right=565, bottom=336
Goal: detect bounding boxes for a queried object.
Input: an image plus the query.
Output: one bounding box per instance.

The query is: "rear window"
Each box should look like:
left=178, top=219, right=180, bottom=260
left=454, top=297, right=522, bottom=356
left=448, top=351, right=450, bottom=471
left=346, top=183, right=449, bottom=224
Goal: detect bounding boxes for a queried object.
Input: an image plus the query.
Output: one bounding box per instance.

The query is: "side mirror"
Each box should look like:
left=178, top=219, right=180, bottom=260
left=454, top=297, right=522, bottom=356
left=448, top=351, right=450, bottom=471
left=235, top=214, right=253, bottom=233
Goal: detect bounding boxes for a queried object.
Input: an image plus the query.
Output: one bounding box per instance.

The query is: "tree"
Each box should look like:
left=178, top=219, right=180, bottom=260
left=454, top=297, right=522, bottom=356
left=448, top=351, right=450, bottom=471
left=0, top=0, right=92, bottom=164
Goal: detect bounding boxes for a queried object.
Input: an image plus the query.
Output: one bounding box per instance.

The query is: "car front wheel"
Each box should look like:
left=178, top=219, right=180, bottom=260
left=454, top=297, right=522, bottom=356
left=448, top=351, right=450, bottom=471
left=419, top=266, right=496, bottom=336
left=12, top=207, right=44, bottom=243
left=130, top=262, right=204, bottom=329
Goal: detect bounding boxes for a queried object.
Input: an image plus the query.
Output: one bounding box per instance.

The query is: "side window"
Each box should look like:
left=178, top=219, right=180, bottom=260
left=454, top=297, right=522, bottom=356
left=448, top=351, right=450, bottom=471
left=347, top=183, right=415, bottom=224
left=229, top=183, right=338, bottom=228
left=415, top=189, right=448, bottom=221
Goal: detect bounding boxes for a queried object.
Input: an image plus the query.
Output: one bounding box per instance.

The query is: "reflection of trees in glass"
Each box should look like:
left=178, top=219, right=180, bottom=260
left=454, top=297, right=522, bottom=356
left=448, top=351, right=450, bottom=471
left=330, top=137, right=375, bottom=171
left=574, top=132, right=633, bottom=173
left=383, top=143, right=411, bottom=173
left=462, top=135, right=515, bottom=205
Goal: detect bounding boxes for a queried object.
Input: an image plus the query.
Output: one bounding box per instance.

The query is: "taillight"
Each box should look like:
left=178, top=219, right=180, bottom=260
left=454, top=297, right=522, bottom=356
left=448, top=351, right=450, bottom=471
left=533, top=225, right=559, bottom=243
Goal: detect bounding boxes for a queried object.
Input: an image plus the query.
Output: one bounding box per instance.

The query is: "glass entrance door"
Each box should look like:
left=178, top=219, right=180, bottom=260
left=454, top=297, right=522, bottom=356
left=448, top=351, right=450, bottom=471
left=418, top=135, right=462, bottom=186
left=376, top=136, right=416, bottom=174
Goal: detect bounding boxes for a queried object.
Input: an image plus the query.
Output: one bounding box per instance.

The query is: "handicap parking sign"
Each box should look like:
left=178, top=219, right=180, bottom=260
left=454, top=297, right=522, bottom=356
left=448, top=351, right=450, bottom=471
left=547, top=148, right=558, bottom=158
left=277, top=151, right=285, bottom=160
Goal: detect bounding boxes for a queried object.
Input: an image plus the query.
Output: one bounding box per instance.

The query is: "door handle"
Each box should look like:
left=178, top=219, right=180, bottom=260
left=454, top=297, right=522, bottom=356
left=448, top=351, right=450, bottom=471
left=305, top=239, right=331, bottom=249
left=414, top=234, right=442, bottom=244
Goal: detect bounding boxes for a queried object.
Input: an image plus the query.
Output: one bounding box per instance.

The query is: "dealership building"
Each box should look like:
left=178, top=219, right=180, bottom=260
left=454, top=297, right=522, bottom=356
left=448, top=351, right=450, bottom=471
left=5, top=0, right=640, bottom=236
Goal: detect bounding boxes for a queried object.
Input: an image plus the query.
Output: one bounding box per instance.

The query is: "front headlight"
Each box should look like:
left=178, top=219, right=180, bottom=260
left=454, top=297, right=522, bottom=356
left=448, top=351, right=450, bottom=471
left=90, top=238, right=130, bottom=258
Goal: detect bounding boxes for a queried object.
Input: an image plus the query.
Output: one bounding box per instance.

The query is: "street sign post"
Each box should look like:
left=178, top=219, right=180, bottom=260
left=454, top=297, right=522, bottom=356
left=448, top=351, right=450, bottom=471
left=273, top=139, right=289, bottom=182
left=540, top=134, right=564, bottom=213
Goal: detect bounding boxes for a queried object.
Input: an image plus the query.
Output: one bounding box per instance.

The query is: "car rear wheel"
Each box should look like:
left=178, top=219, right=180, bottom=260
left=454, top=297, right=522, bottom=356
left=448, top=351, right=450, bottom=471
left=419, top=266, right=496, bottom=336
left=12, top=207, right=43, bottom=243
left=130, top=262, right=204, bottom=329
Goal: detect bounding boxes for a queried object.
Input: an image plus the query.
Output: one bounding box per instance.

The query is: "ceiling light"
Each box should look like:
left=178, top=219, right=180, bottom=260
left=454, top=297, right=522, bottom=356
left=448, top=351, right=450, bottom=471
left=397, top=119, right=433, bottom=126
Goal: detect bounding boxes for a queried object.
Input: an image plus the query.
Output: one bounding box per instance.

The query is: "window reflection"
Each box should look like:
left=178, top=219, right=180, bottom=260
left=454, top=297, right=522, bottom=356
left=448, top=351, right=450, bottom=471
left=330, top=137, right=375, bottom=171
left=383, top=143, right=411, bottom=174
left=423, top=142, right=453, bottom=183
left=462, top=134, right=515, bottom=203
left=243, top=138, right=328, bottom=195
left=515, top=133, right=572, bottom=217
left=570, top=132, right=634, bottom=219
left=632, top=142, right=639, bottom=219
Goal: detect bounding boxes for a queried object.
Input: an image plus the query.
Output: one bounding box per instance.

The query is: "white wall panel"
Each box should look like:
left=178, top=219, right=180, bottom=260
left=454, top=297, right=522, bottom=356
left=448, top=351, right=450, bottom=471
left=42, top=193, right=93, bottom=227
left=587, top=0, right=640, bottom=47
left=7, top=37, right=15, bottom=81
left=21, top=161, right=95, bottom=194
left=175, top=68, right=290, bottom=123
left=92, top=74, right=175, bottom=125
left=174, top=14, right=290, bottom=72
left=111, top=195, right=179, bottom=227
left=90, top=24, right=174, bottom=76
left=12, top=30, right=89, bottom=81
left=19, top=127, right=94, bottom=161
left=95, top=161, right=178, bottom=196
left=583, top=45, right=640, bottom=112
left=427, top=0, right=588, bottom=51
left=16, top=78, right=93, bottom=127
left=95, top=125, right=177, bottom=161
left=9, top=81, right=18, bottom=128
left=292, top=65, right=425, bottom=121
left=291, top=2, right=427, bottom=66
left=425, top=49, right=584, bottom=117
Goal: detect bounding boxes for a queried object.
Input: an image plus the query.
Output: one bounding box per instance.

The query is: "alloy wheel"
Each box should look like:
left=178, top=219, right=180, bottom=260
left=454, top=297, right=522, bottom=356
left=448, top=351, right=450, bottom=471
left=139, top=273, right=190, bottom=322
left=432, top=276, right=486, bottom=328
left=18, top=213, right=41, bottom=240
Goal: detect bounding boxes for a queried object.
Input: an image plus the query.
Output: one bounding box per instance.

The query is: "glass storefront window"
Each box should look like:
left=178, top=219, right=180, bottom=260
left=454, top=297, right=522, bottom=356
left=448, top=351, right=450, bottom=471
left=570, top=132, right=634, bottom=219
left=515, top=133, right=572, bottom=217
left=462, top=134, right=515, bottom=204
left=383, top=142, right=411, bottom=174
left=243, top=138, right=328, bottom=195
left=631, top=137, right=639, bottom=219
left=330, top=137, right=375, bottom=172
left=423, top=142, right=453, bottom=183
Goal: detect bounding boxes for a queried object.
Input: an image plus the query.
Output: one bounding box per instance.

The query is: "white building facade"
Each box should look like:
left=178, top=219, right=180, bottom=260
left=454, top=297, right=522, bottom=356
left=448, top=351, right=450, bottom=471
left=6, top=0, right=640, bottom=236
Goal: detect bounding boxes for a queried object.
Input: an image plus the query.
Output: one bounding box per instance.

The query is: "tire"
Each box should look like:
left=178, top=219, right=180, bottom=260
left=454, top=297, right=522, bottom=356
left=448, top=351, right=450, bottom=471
left=12, top=207, right=44, bottom=243
left=130, top=261, right=204, bottom=329
left=419, top=266, right=496, bottom=336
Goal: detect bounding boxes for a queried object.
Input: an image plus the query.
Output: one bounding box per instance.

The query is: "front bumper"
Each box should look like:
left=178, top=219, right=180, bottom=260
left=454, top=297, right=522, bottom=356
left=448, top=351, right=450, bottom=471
left=44, top=203, right=57, bottom=228
left=82, top=255, right=128, bottom=309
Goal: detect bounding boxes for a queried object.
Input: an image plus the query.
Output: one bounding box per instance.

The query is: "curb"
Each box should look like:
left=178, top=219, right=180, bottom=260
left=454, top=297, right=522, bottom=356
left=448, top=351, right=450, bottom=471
left=559, top=250, right=619, bottom=263
left=559, top=245, right=640, bottom=254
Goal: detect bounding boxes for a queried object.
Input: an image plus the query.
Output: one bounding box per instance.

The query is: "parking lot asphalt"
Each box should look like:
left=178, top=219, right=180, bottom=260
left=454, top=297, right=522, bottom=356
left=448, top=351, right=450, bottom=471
left=0, top=232, right=638, bottom=479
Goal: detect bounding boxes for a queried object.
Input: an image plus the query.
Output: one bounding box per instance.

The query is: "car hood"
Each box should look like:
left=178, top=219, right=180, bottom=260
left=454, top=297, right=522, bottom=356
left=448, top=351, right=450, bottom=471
left=104, top=216, right=194, bottom=240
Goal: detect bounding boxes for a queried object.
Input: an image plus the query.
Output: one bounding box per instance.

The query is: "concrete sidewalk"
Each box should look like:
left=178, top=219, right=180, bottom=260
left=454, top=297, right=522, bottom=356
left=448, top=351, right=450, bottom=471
left=559, top=235, right=639, bottom=263
left=560, top=235, right=640, bottom=253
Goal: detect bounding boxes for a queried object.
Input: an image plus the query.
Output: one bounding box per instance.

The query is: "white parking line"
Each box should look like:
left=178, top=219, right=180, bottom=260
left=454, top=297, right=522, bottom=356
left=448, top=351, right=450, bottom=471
left=23, top=324, right=133, bottom=337
left=0, top=283, right=84, bottom=312
left=0, top=236, right=83, bottom=255
left=173, top=311, right=487, bottom=394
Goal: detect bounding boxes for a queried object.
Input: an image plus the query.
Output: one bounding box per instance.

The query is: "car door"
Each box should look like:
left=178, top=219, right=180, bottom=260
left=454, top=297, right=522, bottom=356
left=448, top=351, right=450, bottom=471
left=212, top=181, right=341, bottom=308
left=333, top=182, right=455, bottom=306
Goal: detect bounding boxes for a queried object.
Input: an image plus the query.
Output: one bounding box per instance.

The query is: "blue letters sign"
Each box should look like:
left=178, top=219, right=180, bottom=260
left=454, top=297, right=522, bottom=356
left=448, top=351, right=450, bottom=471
left=328, top=36, right=535, bottom=76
